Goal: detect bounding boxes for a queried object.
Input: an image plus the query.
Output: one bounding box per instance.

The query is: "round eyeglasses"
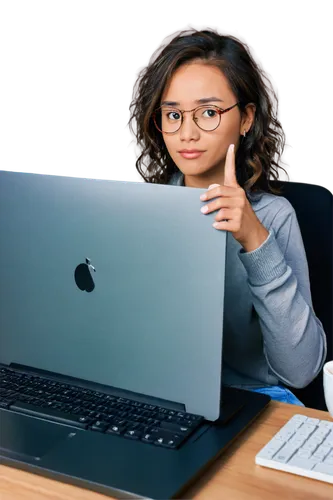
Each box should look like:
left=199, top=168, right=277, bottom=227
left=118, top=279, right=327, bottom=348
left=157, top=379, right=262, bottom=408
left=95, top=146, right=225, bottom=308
left=152, top=103, right=239, bottom=134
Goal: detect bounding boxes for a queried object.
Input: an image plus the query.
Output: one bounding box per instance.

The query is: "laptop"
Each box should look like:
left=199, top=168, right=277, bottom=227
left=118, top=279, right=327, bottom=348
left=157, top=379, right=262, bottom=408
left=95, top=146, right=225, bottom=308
left=0, top=171, right=270, bottom=499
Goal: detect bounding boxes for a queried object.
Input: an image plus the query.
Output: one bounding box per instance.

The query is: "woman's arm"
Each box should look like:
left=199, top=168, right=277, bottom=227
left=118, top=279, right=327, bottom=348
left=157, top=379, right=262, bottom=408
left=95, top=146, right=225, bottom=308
left=238, top=200, right=327, bottom=388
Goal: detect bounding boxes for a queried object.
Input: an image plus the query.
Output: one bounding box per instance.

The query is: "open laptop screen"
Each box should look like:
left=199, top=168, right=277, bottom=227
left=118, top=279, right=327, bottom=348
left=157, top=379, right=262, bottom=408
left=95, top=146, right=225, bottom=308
left=0, top=171, right=226, bottom=420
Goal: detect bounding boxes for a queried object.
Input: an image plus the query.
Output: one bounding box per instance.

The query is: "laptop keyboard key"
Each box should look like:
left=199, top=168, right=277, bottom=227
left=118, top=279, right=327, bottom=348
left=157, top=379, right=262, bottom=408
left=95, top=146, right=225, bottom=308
left=106, top=424, right=126, bottom=435
left=160, top=436, right=182, bottom=449
left=91, top=420, right=110, bottom=432
left=160, top=421, right=191, bottom=434
left=176, top=418, right=195, bottom=427
left=153, top=430, right=182, bottom=448
left=124, top=429, right=142, bottom=440
left=142, top=432, right=154, bottom=443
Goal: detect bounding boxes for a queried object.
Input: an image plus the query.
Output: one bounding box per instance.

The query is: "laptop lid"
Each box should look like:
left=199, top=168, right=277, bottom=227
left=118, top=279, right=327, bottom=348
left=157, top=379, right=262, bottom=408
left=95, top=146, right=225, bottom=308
left=0, top=171, right=226, bottom=421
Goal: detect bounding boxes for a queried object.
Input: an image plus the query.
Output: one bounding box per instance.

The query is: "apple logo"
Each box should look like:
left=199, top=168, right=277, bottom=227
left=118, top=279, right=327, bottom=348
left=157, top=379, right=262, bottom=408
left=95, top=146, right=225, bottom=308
left=74, top=258, right=96, bottom=292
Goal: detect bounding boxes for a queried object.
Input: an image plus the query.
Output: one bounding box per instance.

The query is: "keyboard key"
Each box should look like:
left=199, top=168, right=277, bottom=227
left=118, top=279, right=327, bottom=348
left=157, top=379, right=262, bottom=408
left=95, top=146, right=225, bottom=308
left=160, top=421, right=191, bottom=434
left=306, top=418, right=320, bottom=425
left=124, top=429, right=142, bottom=440
left=153, top=430, right=182, bottom=448
left=313, top=463, right=333, bottom=475
left=142, top=432, right=154, bottom=443
left=106, top=425, right=126, bottom=435
left=318, top=421, right=333, bottom=431
left=288, top=456, right=318, bottom=470
left=273, top=446, right=297, bottom=463
left=91, top=421, right=110, bottom=432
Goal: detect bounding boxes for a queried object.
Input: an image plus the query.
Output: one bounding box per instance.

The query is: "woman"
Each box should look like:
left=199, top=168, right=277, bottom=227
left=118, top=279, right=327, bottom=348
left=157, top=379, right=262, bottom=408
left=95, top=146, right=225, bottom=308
left=128, top=29, right=327, bottom=405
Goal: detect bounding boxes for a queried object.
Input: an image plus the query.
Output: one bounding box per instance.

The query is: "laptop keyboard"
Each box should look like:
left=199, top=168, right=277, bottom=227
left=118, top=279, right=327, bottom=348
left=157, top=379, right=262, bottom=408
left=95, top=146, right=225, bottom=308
left=0, top=367, right=204, bottom=449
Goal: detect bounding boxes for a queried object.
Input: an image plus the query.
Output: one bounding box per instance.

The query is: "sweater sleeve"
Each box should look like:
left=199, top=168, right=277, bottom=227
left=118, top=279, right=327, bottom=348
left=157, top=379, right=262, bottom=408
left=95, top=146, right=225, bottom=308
left=238, top=200, right=327, bottom=388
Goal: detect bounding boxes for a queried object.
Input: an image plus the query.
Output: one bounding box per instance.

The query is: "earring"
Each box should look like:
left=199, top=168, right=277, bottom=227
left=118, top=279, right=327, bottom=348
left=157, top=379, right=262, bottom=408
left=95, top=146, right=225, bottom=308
left=243, top=130, right=247, bottom=137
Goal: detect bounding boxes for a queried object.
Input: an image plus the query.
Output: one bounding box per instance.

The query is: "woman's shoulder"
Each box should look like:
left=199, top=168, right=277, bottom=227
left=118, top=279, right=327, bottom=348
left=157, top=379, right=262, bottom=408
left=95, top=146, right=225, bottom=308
left=248, top=190, right=297, bottom=233
left=248, top=190, right=294, bottom=216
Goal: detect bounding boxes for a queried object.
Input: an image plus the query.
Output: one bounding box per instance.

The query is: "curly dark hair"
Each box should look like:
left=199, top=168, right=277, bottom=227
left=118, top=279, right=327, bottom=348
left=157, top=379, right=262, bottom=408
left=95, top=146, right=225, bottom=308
left=129, top=28, right=288, bottom=193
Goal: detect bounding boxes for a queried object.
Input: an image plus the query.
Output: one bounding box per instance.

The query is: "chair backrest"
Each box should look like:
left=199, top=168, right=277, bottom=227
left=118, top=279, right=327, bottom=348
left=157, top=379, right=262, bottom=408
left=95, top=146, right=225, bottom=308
left=270, top=180, right=333, bottom=410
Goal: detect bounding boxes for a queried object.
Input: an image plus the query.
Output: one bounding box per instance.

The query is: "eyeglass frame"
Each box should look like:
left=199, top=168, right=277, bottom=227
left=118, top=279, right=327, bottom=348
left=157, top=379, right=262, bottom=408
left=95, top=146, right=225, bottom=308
left=152, top=102, right=240, bottom=134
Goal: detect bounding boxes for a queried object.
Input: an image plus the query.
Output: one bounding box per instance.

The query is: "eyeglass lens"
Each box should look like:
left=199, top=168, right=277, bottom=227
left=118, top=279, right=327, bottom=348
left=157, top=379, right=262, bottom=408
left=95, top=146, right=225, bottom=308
left=158, top=105, right=221, bottom=133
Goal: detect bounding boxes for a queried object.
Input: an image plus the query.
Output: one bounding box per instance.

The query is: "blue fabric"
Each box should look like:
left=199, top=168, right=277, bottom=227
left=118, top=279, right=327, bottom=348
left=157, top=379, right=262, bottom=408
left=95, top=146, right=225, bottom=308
left=251, top=385, right=305, bottom=406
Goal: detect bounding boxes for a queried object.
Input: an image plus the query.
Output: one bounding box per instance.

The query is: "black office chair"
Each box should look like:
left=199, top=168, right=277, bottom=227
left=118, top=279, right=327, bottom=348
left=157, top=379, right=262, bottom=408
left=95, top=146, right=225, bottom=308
left=270, top=180, right=333, bottom=410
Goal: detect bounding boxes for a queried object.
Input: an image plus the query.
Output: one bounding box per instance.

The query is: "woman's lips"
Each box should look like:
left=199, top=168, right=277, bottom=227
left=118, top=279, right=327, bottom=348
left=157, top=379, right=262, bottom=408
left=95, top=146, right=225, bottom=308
left=178, top=150, right=205, bottom=159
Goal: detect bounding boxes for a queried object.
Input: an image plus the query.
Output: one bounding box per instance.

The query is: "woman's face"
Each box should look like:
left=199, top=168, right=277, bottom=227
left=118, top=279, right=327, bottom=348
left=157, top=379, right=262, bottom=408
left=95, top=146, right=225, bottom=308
left=160, top=62, right=254, bottom=187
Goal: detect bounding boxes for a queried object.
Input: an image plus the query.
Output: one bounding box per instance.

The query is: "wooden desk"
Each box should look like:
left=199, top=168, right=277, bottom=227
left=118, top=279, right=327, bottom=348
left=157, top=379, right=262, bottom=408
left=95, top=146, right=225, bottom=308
left=1, top=402, right=332, bottom=500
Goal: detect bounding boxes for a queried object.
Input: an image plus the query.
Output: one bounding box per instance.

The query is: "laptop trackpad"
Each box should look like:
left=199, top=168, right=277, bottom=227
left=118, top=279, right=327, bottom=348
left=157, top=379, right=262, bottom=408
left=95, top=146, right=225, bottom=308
left=0, top=410, right=78, bottom=461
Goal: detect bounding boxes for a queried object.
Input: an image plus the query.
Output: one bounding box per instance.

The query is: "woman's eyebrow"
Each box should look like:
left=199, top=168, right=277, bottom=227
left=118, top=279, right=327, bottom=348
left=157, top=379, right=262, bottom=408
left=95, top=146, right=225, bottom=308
left=160, top=97, right=224, bottom=106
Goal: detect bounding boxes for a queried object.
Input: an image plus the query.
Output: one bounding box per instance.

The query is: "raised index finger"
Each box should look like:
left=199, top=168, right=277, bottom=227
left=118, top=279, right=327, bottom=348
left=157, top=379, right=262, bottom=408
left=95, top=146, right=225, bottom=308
left=223, top=144, right=238, bottom=187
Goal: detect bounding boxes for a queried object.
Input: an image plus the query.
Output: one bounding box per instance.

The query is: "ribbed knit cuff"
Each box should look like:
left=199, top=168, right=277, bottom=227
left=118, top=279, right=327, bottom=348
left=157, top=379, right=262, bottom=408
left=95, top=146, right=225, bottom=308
left=238, top=230, right=288, bottom=286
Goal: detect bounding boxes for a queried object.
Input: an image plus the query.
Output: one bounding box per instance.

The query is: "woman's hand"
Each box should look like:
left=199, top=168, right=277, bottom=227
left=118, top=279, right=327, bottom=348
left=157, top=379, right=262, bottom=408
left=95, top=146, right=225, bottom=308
left=199, top=144, right=269, bottom=252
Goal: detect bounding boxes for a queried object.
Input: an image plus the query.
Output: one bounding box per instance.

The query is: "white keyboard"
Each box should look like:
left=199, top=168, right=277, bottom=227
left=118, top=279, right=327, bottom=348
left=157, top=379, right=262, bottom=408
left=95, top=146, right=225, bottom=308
left=255, top=414, right=333, bottom=484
